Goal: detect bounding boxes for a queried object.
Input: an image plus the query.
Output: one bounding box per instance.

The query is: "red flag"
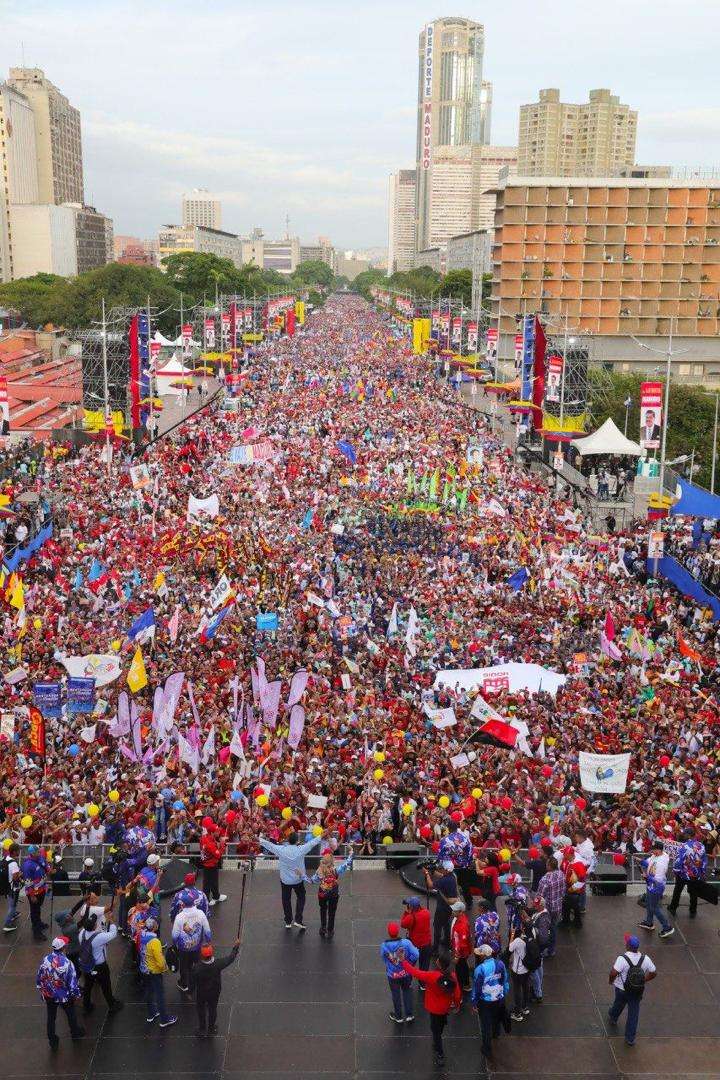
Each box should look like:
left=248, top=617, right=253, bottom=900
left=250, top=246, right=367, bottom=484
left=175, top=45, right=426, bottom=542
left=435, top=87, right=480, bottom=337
left=29, top=707, right=46, bottom=757
left=477, top=718, right=519, bottom=749
left=678, top=634, right=702, bottom=663
left=604, top=612, right=616, bottom=641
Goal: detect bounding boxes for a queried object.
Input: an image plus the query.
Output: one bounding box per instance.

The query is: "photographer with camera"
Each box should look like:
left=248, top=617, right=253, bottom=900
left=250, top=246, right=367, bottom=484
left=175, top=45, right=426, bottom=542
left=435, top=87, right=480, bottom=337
left=423, top=859, right=458, bottom=957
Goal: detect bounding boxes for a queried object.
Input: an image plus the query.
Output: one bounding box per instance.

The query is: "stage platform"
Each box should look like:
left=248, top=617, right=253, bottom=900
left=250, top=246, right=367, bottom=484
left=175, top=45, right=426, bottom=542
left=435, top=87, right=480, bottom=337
left=1, top=865, right=719, bottom=1079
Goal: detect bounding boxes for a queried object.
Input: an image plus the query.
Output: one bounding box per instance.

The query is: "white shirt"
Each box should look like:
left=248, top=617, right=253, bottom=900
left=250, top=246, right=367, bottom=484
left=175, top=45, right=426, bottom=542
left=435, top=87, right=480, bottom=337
left=509, top=936, right=528, bottom=975
left=575, top=838, right=596, bottom=872
left=613, top=950, right=656, bottom=991
left=647, top=851, right=669, bottom=884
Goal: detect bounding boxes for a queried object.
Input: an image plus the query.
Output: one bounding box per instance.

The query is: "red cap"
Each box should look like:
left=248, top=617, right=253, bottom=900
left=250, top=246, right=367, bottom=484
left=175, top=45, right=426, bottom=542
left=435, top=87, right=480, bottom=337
left=387, top=922, right=400, bottom=938
left=184, top=873, right=196, bottom=886
left=200, top=944, right=213, bottom=958
left=528, top=846, right=540, bottom=859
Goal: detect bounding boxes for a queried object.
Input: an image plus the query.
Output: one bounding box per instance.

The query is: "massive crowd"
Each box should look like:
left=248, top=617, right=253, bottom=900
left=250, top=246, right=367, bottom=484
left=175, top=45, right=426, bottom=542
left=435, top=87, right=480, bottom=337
left=0, top=295, right=718, bottom=877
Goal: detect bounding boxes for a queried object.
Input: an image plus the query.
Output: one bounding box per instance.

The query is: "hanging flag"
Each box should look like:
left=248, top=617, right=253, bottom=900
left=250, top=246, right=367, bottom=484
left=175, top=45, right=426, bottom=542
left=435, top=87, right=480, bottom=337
left=201, top=726, right=216, bottom=765
left=168, top=605, right=181, bottom=644
left=405, top=607, right=418, bottom=657
left=386, top=602, right=399, bottom=638
left=507, top=567, right=529, bottom=591
left=126, top=607, right=155, bottom=644
left=600, top=631, right=622, bottom=661
left=678, top=634, right=702, bottom=663
left=337, top=440, right=356, bottom=466
left=28, top=706, right=45, bottom=757
left=199, top=602, right=233, bottom=643
left=473, top=717, right=520, bottom=749
left=127, top=647, right=148, bottom=693
left=9, top=577, right=24, bottom=610
left=178, top=731, right=199, bottom=774
left=604, top=612, right=616, bottom=641
left=287, top=704, right=306, bottom=749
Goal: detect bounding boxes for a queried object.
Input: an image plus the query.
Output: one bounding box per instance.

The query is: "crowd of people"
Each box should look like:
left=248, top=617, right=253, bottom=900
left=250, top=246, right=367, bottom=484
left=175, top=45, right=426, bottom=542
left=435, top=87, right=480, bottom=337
left=0, top=292, right=717, bottom=901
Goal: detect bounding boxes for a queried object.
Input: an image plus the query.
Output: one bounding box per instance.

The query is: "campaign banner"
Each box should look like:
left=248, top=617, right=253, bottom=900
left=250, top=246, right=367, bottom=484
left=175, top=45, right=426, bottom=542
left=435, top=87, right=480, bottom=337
left=181, top=324, right=193, bottom=355
left=434, top=662, right=566, bottom=697
left=0, top=376, right=9, bottom=434
left=251, top=439, right=276, bottom=462
left=208, top=574, right=233, bottom=612
left=466, top=321, right=478, bottom=353
left=482, top=673, right=510, bottom=695
left=451, top=318, right=462, bottom=346
left=59, top=653, right=122, bottom=688
left=0, top=713, right=14, bottom=741
left=229, top=445, right=252, bottom=465
left=514, top=334, right=523, bottom=374
left=129, top=464, right=152, bottom=490
left=221, top=313, right=231, bottom=349
left=545, top=353, right=563, bottom=403
left=256, top=612, right=279, bottom=632
left=486, top=327, right=498, bottom=371
left=578, top=751, right=630, bottom=794
left=67, top=677, right=96, bottom=715
left=33, top=682, right=62, bottom=718
left=29, top=706, right=45, bottom=757
left=187, top=493, right=220, bottom=523
left=521, top=315, right=535, bottom=401
left=204, top=317, right=216, bottom=350
left=421, top=22, right=433, bottom=169
left=640, top=381, right=663, bottom=450
left=648, top=530, right=665, bottom=560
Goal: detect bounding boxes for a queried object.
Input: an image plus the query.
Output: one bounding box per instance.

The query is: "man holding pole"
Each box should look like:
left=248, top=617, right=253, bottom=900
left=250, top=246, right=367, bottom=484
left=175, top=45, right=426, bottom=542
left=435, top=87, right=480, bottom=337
left=190, top=936, right=240, bottom=1036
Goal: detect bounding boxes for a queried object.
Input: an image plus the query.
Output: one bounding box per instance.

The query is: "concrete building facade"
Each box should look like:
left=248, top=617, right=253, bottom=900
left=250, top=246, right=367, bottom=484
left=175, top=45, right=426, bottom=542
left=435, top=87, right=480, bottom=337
left=263, top=237, right=300, bottom=275
left=474, top=145, right=518, bottom=230
left=387, top=169, right=417, bottom=272
left=7, top=67, right=83, bottom=205
left=0, top=83, right=40, bottom=282
left=517, top=88, right=637, bottom=178
left=158, top=224, right=242, bottom=267
left=446, top=229, right=493, bottom=307
left=490, top=176, right=720, bottom=377
left=9, top=203, right=77, bottom=277
left=67, top=203, right=113, bottom=273
left=299, top=236, right=337, bottom=272
left=182, top=189, right=221, bottom=230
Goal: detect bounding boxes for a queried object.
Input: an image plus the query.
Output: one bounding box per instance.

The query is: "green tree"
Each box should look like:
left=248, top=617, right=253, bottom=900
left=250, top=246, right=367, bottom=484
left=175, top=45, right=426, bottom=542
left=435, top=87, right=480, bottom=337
left=291, top=259, right=335, bottom=289
left=351, top=268, right=386, bottom=300
left=0, top=274, right=66, bottom=328
left=162, top=252, right=242, bottom=301
left=441, top=269, right=472, bottom=306
left=388, top=265, right=442, bottom=297
left=51, top=263, right=182, bottom=334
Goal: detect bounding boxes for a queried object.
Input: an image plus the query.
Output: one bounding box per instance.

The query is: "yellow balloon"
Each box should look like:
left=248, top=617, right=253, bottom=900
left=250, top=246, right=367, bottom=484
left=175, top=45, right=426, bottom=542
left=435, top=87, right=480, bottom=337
left=108, top=790, right=120, bottom=803
left=2, top=838, right=12, bottom=850
left=546, top=737, right=556, bottom=747
left=255, top=794, right=269, bottom=807
left=373, top=750, right=386, bottom=763
left=438, top=795, right=450, bottom=809
left=499, top=847, right=512, bottom=862
left=311, top=824, right=323, bottom=837
left=471, top=787, right=483, bottom=799
left=111, top=639, right=121, bottom=653
left=32, top=618, right=42, bottom=629
left=544, top=814, right=552, bottom=826
left=402, top=803, right=413, bottom=816
left=281, top=807, right=292, bottom=820
left=373, top=768, right=384, bottom=781
left=88, top=803, right=100, bottom=818
left=20, top=814, right=33, bottom=829
left=382, top=835, right=393, bottom=845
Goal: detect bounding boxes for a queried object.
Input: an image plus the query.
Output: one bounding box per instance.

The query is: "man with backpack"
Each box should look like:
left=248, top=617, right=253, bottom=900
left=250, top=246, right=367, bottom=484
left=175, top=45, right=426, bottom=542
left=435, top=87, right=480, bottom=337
left=2, top=842, right=22, bottom=933
left=608, top=933, right=657, bottom=1046
left=471, top=942, right=510, bottom=1060
left=78, top=913, right=124, bottom=1015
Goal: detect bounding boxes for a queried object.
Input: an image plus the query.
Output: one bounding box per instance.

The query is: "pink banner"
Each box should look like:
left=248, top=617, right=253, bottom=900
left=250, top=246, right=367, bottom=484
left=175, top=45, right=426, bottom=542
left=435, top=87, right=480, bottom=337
left=287, top=704, right=305, bottom=749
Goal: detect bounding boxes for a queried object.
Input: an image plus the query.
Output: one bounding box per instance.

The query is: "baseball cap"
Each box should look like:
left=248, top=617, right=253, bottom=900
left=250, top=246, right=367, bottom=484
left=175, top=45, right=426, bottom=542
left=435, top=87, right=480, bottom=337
left=450, top=901, right=466, bottom=912
left=83, top=858, right=95, bottom=867
left=51, top=936, right=69, bottom=950
left=200, top=944, right=213, bottom=959
left=147, top=853, right=160, bottom=866
left=386, top=922, right=400, bottom=938
left=441, top=859, right=454, bottom=871
left=183, top=873, right=197, bottom=886
left=403, top=896, right=420, bottom=910
left=475, top=944, right=493, bottom=958
left=624, top=933, right=639, bottom=950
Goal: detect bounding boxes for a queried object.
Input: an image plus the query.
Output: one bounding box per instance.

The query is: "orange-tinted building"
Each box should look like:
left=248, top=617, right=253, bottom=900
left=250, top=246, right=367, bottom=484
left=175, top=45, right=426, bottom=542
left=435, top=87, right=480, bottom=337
left=491, top=178, right=720, bottom=340
left=0, top=329, right=81, bottom=437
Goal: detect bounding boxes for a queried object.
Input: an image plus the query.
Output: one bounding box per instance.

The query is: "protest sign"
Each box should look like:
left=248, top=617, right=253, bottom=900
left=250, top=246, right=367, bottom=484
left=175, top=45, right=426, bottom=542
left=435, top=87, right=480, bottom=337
left=33, top=681, right=62, bottom=718
left=578, top=751, right=630, bottom=794
left=67, top=677, right=96, bottom=715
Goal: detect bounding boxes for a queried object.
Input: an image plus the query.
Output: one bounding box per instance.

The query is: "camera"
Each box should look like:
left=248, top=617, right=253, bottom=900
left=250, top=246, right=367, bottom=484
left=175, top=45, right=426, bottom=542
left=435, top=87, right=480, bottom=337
left=417, top=858, right=440, bottom=873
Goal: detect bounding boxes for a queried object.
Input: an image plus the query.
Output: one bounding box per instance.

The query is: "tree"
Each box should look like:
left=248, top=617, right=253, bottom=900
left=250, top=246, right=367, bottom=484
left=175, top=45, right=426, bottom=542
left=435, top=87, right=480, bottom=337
left=441, top=269, right=472, bottom=306
left=351, top=268, right=386, bottom=300
left=162, top=252, right=243, bottom=301
left=291, top=259, right=335, bottom=289
left=0, top=274, right=66, bottom=328
left=53, top=263, right=182, bottom=334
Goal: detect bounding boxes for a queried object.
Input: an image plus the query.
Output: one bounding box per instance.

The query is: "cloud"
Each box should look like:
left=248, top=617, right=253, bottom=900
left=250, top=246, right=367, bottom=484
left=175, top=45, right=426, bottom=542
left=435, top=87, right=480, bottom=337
left=642, top=108, right=720, bottom=144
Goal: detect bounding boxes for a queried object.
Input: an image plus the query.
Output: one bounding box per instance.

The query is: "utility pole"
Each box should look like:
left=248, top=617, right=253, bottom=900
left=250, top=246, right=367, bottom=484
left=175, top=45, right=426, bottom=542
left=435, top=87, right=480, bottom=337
left=146, top=295, right=154, bottom=441
left=712, top=393, right=719, bottom=494
left=101, top=297, right=111, bottom=480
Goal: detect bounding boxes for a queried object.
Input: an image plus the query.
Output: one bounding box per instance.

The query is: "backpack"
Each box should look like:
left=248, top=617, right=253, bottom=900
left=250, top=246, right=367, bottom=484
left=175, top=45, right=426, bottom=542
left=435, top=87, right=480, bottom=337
left=523, top=933, right=542, bottom=973
left=623, top=953, right=646, bottom=996
left=78, top=931, right=100, bottom=974
left=0, top=859, right=9, bottom=898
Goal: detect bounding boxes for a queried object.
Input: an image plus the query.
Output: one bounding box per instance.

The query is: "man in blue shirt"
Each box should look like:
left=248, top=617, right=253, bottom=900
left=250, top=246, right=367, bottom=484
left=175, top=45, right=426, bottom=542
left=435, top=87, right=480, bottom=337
left=380, top=922, right=419, bottom=1023
left=22, top=845, right=49, bottom=941
left=36, top=936, right=86, bottom=1049
left=471, top=943, right=510, bottom=1060
left=668, top=831, right=707, bottom=919
left=259, top=831, right=322, bottom=930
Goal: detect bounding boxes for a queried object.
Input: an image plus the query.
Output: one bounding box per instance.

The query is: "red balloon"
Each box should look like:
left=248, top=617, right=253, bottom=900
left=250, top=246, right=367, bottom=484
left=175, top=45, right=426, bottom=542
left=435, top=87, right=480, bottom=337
left=450, top=810, right=463, bottom=824
left=500, top=796, right=513, bottom=811
left=225, top=810, right=236, bottom=825
left=574, top=797, right=587, bottom=811
left=659, top=754, right=671, bottom=768
left=612, top=853, right=625, bottom=866
left=541, top=765, right=553, bottom=779
left=201, top=815, right=213, bottom=828
left=420, top=824, right=432, bottom=840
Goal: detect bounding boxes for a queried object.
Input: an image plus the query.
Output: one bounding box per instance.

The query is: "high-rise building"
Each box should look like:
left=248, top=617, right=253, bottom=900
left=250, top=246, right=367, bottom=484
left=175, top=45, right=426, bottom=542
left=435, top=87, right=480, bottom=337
left=387, top=169, right=417, bottom=272
left=158, top=224, right=242, bottom=266
left=416, top=17, right=489, bottom=252
left=490, top=176, right=720, bottom=374
left=9, top=204, right=77, bottom=277
left=241, top=228, right=265, bottom=268
left=6, top=67, right=84, bottom=205
left=517, top=88, right=637, bottom=177
left=66, top=203, right=113, bottom=273
left=182, top=189, right=221, bottom=230
left=473, top=146, right=518, bottom=230
left=299, top=236, right=337, bottom=272
left=263, top=236, right=300, bottom=275
left=0, top=82, right=40, bottom=282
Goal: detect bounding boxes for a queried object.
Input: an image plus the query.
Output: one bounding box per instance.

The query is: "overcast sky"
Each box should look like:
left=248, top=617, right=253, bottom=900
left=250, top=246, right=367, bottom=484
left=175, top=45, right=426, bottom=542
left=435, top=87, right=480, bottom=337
left=2, top=0, right=718, bottom=250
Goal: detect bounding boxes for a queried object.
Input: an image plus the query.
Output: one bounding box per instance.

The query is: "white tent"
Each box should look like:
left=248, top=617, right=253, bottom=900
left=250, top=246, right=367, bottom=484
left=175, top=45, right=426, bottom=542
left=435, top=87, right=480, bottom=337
left=152, top=330, right=200, bottom=349
left=572, top=417, right=642, bottom=457
left=155, top=353, right=194, bottom=397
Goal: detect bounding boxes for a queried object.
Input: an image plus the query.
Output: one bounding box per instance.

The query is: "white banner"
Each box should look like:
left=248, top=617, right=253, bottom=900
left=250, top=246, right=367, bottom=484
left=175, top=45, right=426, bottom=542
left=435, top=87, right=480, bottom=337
left=578, top=751, right=630, bottom=794
left=434, top=662, right=566, bottom=697
left=58, top=653, right=122, bottom=687
left=208, top=574, right=233, bottom=612
left=187, top=494, right=220, bottom=524
left=423, top=704, right=457, bottom=729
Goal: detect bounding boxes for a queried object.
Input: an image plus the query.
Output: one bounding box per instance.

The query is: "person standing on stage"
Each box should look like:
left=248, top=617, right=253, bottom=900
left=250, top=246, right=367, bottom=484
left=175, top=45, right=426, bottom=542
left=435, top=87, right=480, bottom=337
left=306, top=848, right=353, bottom=938
left=259, top=830, right=322, bottom=930
left=36, top=936, right=85, bottom=1049
left=200, top=822, right=227, bottom=907
left=190, top=937, right=240, bottom=1036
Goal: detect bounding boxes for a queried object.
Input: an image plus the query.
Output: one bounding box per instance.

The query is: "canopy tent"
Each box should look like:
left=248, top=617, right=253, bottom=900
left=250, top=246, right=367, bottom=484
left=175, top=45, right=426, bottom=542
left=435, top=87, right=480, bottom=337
left=155, top=354, right=195, bottom=397
left=572, top=417, right=642, bottom=458
left=670, top=479, right=720, bottom=518
left=152, top=330, right=200, bottom=349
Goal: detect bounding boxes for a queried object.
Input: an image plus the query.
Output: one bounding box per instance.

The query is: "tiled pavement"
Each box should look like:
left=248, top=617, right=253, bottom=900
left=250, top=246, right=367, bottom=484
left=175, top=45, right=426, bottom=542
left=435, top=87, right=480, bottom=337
left=0, top=865, right=719, bottom=1078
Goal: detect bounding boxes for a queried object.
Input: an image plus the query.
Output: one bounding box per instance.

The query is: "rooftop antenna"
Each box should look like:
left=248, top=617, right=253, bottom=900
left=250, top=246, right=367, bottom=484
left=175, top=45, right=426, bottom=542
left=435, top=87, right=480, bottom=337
left=21, top=41, right=26, bottom=67
left=285, top=213, right=290, bottom=239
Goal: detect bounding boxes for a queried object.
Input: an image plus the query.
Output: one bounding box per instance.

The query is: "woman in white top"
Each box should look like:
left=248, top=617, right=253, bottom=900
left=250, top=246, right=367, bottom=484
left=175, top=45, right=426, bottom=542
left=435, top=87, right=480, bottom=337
left=508, top=932, right=530, bottom=1021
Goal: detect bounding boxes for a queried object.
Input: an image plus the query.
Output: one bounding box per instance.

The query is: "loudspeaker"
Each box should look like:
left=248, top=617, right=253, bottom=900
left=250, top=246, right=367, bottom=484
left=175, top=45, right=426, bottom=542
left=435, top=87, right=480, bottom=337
left=384, top=844, right=424, bottom=871
left=591, top=869, right=627, bottom=896
left=158, top=856, right=197, bottom=895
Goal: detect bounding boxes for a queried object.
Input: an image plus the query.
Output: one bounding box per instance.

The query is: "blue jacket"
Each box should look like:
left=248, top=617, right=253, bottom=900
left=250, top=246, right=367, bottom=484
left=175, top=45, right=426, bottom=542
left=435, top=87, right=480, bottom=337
left=380, top=938, right=419, bottom=978
left=471, top=957, right=509, bottom=1004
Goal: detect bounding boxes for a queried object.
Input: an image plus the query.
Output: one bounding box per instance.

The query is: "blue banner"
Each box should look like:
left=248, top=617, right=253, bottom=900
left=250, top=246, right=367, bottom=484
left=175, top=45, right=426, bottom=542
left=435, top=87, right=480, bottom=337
left=4, top=520, right=53, bottom=573
left=256, top=612, right=279, bottom=632
left=67, top=677, right=96, bottom=714
left=521, top=315, right=535, bottom=403
left=33, top=682, right=62, bottom=718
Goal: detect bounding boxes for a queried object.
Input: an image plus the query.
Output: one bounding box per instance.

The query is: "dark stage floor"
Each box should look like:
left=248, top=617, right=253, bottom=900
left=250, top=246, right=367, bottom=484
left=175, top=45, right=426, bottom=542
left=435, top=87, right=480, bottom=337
left=1, top=867, right=720, bottom=1079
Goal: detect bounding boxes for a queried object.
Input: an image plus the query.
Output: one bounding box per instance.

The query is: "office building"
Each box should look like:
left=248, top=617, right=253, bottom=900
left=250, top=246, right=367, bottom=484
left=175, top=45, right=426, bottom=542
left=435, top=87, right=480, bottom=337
left=446, top=229, right=493, bottom=305
left=67, top=203, right=113, bottom=273
left=299, top=235, right=336, bottom=272
left=263, top=236, right=300, bottom=275
left=241, top=228, right=265, bottom=268
left=490, top=176, right=720, bottom=378
left=0, top=82, right=40, bottom=282
left=517, top=88, right=637, bottom=178
left=387, top=169, right=417, bottom=272
left=336, top=253, right=371, bottom=281
left=416, top=17, right=489, bottom=252
left=6, top=67, right=84, bottom=205
left=413, top=247, right=444, bottom=274
left=182, top=189, right=221, bottom=230
left=158, top=224, right=242, bottom=267
left=474, top=145, right=518, bottom=230
left=9, top=203, right=77, bottom=277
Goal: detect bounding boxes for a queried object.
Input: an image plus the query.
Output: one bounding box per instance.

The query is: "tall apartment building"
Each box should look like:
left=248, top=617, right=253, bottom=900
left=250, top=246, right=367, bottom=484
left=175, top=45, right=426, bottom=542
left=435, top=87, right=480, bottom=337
left=416, top=17, right=489, bottom=252
left=6, top=67, right=84, bottom=204
left=0, top=83, right=39, bottom=282
left=474, top=146, right=518, bottom=230
left=387, top=169, right=417, bottom=272
left=518, top=88, right=637, bottom=178
left=158, top=224, right=242, bottom=267
left=67, top=204, right=113, bottom=273
left=490, top=177, right=720, bottom=373
left=182, top=189, right=221, bottom=230
left=9, top=204, right=78, bottom=277
left=263, top=237, right=300, bottom=275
